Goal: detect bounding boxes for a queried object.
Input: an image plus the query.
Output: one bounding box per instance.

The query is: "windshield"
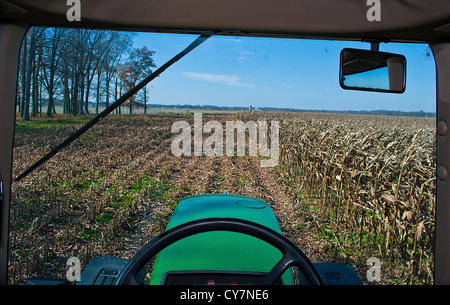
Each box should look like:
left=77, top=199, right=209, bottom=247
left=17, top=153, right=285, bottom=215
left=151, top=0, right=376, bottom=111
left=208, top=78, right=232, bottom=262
left=9, top=28, right=436, bottom=285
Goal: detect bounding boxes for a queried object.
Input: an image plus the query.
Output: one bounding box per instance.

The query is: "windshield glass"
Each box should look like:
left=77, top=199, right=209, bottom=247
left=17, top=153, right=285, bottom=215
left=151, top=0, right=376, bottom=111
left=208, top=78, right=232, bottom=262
left=9, top=28, right=436, bottom=285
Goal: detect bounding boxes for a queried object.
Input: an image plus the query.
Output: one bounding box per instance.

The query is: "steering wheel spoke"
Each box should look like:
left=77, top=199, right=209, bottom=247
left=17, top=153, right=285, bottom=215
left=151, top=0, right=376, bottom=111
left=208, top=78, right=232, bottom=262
left=263, top=254, right=294, bottom=285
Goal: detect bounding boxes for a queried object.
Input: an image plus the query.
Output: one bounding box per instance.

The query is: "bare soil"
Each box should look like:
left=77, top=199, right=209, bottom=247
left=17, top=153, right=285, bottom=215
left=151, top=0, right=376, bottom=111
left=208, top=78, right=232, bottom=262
left=9, top=113, right=373, bottom=284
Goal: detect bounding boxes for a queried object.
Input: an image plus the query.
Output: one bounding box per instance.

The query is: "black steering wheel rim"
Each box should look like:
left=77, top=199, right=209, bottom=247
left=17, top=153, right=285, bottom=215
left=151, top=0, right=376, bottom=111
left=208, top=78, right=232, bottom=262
left=114, top=217, right=324, bottom=285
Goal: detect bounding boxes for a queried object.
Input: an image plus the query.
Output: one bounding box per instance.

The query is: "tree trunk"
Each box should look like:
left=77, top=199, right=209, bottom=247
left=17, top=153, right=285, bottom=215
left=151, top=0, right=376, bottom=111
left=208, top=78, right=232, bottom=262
left=143, top=85, right=147, bottom=114
left=20, top=32, right=27, bottom=119
left=96, top=71, right=100, bottom=115
left=72, top=74, right=79, bottom=116
left=23, top=29, right=39, bottom=121
left=85, top=73, right=92, bottom=114
left=105, top=78, right=110, bottom=108
left=31, top=53, right=38, bottom=117
left=79, top=77, right=85, bottom=115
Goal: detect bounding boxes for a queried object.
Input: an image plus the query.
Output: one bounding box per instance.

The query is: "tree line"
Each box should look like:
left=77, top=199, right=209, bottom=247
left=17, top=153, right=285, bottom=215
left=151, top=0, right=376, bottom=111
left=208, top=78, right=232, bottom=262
left=17, top=27, right=156, bottom=120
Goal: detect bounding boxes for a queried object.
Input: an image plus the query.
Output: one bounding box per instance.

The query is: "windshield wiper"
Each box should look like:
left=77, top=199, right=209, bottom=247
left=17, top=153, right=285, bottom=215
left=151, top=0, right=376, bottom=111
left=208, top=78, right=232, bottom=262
left=15, top=34, right=211, bottom=182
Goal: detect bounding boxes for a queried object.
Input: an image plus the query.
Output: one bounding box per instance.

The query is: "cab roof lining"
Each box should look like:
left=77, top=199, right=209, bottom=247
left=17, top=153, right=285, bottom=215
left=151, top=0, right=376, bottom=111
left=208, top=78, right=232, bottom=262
left=1, top=0, right=450, bottom=42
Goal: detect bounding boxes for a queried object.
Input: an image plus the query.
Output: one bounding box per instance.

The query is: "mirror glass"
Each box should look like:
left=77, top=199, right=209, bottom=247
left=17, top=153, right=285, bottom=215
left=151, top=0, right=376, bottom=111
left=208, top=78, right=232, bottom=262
left=340, top=48, right=406, bottom=93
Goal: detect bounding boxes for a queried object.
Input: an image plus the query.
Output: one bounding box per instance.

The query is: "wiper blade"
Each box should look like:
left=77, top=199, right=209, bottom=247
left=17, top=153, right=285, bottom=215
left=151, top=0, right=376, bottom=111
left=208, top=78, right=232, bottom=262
left=15, top=34, right=211, bottom=182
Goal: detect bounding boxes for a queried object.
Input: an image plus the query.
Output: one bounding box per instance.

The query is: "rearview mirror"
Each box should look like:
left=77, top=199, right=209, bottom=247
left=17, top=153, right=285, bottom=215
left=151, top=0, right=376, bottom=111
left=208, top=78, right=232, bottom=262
left=339, top=48, right=406, bottom=93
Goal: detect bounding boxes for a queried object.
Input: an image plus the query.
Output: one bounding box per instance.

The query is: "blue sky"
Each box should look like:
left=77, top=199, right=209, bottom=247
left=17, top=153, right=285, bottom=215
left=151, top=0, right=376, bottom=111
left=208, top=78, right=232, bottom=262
left=133, top=32, right=436, bottom=112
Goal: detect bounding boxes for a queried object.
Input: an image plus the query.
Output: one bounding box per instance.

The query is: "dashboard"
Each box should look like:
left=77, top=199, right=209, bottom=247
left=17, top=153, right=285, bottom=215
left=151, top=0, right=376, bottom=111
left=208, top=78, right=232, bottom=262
left=162, top=271, right=283, bottom=285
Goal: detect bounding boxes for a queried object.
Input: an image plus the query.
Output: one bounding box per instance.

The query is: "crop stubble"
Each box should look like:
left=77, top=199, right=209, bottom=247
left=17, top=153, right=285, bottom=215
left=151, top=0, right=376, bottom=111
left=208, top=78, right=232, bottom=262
left=9, top=112, right=435, bottom=284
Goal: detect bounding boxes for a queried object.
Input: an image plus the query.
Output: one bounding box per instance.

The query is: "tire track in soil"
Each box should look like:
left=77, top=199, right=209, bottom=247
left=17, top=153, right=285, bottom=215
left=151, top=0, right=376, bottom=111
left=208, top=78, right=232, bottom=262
left=250, top=161, right=330, bottom=263
left=220, top=155, right=330, bottom=263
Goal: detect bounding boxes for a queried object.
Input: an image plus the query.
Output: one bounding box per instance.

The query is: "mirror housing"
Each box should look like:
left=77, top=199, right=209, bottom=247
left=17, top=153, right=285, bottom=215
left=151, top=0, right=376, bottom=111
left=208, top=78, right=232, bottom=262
left=339, top=48, right=406, bottom=93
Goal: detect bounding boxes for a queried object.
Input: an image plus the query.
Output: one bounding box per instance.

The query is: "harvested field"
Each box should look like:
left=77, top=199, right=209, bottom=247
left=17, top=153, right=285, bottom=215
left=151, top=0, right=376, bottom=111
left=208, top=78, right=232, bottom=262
left=8, top=112, right=435, bottom=284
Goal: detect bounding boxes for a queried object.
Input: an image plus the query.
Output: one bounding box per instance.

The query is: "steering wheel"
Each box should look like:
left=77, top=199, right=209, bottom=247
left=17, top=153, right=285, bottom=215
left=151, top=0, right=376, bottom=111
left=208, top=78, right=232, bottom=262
left=114, top=217, right=324, bottom=285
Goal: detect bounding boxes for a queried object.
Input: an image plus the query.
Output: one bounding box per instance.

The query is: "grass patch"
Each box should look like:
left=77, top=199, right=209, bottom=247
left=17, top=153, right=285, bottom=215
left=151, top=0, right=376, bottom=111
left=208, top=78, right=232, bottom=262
left=95, top=213, right=115, bottom=224
left=15, top=115, right=93, bottom=133
left=77, top=229, right=100, bottom=241
left=108, top=175, right=173, bottom=210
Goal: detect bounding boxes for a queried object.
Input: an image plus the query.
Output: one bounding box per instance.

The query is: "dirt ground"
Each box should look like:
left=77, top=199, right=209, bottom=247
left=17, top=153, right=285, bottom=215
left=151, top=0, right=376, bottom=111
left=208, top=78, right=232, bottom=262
left=9, top=113, right=373, bottom=284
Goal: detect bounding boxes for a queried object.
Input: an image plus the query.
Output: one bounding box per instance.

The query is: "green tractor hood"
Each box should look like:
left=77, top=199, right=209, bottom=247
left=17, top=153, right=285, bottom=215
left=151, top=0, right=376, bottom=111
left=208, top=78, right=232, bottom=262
left=149, top=193, right=293, bottom=285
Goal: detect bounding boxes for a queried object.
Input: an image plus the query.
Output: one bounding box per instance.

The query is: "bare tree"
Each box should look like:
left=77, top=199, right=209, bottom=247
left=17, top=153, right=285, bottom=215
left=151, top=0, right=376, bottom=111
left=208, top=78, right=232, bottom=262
left=120, top=46, right=156, bottom=114
left=18, top=27, right=147, bottom=117
left=40, top=28, right=65, bottom=117
left=91, top=31, right=133, bottom=113
left=22, top=28, right=44, bottom=120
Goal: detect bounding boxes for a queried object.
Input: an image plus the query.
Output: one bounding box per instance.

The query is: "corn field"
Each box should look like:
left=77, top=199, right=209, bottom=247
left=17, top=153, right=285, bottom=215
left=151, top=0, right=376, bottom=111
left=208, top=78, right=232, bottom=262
left=241, top=111, right=436, bottom=284
left=9, top=112, right=435, bottom=284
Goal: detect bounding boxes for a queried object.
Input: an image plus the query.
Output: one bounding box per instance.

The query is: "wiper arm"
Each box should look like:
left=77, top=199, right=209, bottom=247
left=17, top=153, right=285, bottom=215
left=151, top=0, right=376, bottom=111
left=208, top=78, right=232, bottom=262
left=15, top=34, right=211, bottom=182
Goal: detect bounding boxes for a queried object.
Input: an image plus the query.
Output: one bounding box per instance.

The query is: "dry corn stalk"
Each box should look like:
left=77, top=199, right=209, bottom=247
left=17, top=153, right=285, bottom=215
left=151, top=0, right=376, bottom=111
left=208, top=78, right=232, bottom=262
left=243, top=111, right=435, bottom=284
